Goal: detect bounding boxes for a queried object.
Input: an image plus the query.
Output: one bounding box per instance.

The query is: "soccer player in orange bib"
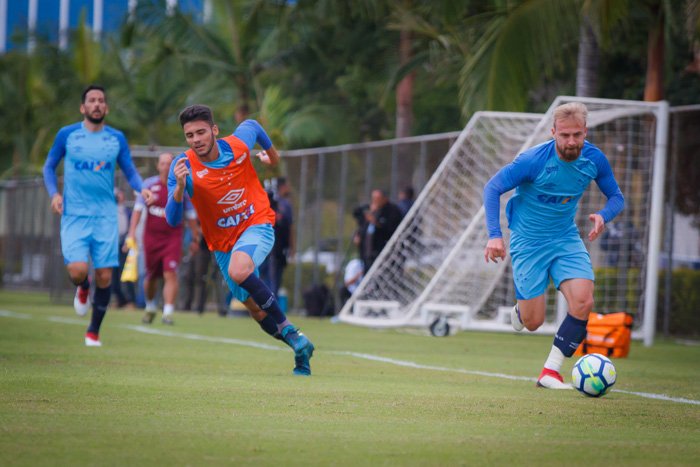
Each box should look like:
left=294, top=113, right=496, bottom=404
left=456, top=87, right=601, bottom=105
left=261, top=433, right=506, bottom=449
left=165, top=105, right=315, bottom=375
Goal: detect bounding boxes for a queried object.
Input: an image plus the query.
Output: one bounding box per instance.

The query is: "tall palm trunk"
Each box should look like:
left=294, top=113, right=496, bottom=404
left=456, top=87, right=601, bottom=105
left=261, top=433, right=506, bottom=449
left=575, top=16, right=599, bottom=97
left=394, top=28, right=416, bottom=198
left=644, top=3, right=664, bottom=101
left=396, top=29, right=415, bottom=138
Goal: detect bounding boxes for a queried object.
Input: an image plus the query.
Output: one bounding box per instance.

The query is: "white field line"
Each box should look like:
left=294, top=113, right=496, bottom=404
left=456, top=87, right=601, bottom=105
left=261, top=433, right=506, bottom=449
left=2, top=310, right=699, bottom=406
left=0, top=310, right=31, bottom=319
left=122, top=324, right=282, bottom=351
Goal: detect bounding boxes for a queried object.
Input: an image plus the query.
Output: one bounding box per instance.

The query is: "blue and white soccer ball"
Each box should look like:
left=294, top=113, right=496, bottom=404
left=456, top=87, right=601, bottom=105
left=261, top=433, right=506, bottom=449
left=571, top=353, right=617, bottom=397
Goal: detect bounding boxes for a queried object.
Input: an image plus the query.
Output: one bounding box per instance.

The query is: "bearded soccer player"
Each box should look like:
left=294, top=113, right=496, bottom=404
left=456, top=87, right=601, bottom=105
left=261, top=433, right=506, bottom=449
left=126, top=152, right=197, bottom=325
left=165, top=105, right=315, bottom=376
left=483, top=102, right=624, bottom=388
left=43, top=85, right=152, bottom=347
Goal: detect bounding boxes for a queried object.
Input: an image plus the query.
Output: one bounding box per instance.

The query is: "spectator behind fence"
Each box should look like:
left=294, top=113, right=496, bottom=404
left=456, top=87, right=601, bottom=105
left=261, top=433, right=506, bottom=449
left=113, top=188, right=135, bottom=308
left=340, top=257, right=364, bottom=308
left=261, top=177, right=294, bottom=296
left=397, top=186, right=415, bottom=218
left=180, top=225, right=211, bottom=314
left=361, top=189, right=403, bottom=271
left=600, top=220, right=642, bottom=267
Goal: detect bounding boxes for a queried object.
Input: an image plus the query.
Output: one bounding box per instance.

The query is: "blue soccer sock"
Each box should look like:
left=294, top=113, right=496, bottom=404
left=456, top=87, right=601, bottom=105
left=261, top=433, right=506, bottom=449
left=553, top=313, right=588, bottom=358
left=78, top=277, right=89, bottom=290
left=87, top=285, right=111, bottom=335
left=257, top=314, right=283, bottom=341
left=239, top=275, right=290, bottom=332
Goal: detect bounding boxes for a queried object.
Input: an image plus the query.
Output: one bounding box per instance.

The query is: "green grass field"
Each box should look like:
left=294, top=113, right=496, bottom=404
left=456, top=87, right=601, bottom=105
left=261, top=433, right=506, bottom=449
left=1, top=290, right=698, bottom=466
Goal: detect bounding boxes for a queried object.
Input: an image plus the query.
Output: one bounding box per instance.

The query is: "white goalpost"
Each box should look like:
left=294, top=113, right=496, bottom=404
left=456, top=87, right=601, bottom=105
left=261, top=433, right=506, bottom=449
left=338, top=96, right=669, bottom=346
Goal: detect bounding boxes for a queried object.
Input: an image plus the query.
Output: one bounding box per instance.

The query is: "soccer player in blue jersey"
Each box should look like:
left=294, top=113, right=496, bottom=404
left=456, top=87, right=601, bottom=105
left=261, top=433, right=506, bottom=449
left=483, top=102, right=624, bottom=389
left=43, top=85, right=152, bottom=347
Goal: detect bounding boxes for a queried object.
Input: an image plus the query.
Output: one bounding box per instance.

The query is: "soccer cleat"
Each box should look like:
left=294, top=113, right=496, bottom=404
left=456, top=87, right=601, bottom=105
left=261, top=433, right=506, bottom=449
left=511, top=305, right=524, bottom=332
left=536, top=368, right=572, bottom=389
left=142, top=310, right=156, bottom=324
left=161, top=316, right=174, bottom=325
left=280, top=325, right=315, bottom=376
left=85, top=332, right=102, bottom=347
left=74, top=285, right=90, bottom=317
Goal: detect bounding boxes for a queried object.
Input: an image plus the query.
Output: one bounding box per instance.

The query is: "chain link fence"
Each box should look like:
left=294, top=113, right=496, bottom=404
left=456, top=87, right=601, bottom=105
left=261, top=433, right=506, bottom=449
left=1, top=107, right=698, bottom=336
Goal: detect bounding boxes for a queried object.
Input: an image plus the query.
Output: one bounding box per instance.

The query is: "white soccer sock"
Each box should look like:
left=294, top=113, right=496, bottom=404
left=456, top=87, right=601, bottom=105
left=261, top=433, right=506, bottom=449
left=145, top=300, right=157, bottom=312
left=543, top=346, right=565, bottom=372
left=163, top=304, right=174, bottom=316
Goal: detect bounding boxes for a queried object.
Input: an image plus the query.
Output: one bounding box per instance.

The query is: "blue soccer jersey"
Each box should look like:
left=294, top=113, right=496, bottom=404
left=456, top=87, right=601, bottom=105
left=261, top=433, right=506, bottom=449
left=43, top=122, right=143, bottom=217
left=484, top=139, right=624, bottom=240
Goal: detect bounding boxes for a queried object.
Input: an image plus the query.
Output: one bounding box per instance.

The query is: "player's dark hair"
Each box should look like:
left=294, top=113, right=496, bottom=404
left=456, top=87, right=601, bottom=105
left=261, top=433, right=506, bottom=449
left=81, top=85, right=106, bottom=103
left=179, top=105, right=215, bottom=128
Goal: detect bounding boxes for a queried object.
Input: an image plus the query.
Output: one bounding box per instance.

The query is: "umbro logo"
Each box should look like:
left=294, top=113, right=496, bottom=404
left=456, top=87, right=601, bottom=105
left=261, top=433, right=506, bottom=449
left=236, top=153, right=248, bottom=165
left=217, top=188, right=245, bottom=204
left=196, top=168, right=209, bottom=178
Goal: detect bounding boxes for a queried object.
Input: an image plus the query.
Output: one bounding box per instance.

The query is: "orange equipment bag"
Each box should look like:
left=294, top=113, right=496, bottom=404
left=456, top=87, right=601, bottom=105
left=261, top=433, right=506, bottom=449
left=574, top=312, right=634, bottom=358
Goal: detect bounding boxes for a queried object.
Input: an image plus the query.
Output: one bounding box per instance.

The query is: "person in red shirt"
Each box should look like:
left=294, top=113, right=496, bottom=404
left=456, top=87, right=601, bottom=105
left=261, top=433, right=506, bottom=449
left=165, top=105, right=315, bottom=376
left=126, top=152, right=198, bottom=325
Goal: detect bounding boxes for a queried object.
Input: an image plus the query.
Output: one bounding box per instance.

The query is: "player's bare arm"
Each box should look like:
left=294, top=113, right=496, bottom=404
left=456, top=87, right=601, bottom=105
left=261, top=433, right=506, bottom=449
left=187, top=218, right=200, bottom=254
left=588, top=213, right=605, bottom=241
left=256, top=146, right=280, bottom=167
left=123, top=209, right=142, bottom=252
left=484, top=237, right=506, bottom=263
left=50, top=193, right=63, bottom=215
left=172, top=158, right=189, bottom=202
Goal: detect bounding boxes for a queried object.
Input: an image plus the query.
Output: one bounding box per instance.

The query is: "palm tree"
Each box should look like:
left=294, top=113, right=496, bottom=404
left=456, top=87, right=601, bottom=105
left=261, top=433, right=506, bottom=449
left=0, top=40, right=79, bottom=177
left=392, top=0, right=700, bottom=114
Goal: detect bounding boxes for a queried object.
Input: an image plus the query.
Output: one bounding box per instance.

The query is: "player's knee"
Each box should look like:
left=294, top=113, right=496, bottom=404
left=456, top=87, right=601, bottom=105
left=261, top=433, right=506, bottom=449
left=570, top=296, right=594, bottom=319
left=228, top=265, right=253, bottom=284
left=94, top=269, right=112, bottom=288
left=67, top=264, right=89, bottom=284
left=523, top=314, right=544, bottom=331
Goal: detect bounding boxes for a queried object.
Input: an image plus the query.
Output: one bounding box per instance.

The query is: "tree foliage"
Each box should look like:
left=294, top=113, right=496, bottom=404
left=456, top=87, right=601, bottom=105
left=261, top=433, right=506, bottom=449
left=0, top=0, right=698, bottom=179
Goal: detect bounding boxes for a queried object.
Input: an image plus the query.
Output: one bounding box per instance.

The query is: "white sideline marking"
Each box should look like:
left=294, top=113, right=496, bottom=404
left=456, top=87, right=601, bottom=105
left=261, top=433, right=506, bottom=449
left=612, top=389, right=700, bottom=405
left=48, top=316, right=88, bottom=325
left=334, top=351, right=535, bottom=382
left=122, top=325, right=283, bottom=351
left=1, top=310, right=699, bottom=406
left=0, top=310, right=31, bottom=319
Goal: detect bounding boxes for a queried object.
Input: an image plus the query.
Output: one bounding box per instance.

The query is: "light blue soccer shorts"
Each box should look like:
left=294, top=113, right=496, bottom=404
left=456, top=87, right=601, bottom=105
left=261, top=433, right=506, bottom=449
left=213, top=223, right=275, bottom=303
left=61, top=214, right=119, bottom=268
left=510, top=231, right=594, bottom=300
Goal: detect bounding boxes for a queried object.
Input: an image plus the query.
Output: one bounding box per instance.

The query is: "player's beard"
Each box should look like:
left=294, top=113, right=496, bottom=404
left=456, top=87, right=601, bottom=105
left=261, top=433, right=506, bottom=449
left=194, top=132, right=217, bottom=158
left=85, top=111, right=105, bottom=124
left=557, top=143, right=583, bottom=162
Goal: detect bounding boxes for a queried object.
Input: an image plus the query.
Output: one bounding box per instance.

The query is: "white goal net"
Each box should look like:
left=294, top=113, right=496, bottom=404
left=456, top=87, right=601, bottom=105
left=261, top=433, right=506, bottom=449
left=339, top=97, right=669, bottom=346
